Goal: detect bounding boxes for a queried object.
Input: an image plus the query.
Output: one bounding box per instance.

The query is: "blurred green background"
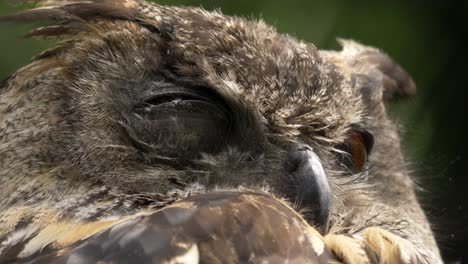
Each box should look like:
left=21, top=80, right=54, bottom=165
left=0, top=0, right=466, bottom=262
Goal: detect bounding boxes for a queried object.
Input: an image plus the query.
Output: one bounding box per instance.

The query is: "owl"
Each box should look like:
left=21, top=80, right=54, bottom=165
left=0, top=0, right=441, bottom=263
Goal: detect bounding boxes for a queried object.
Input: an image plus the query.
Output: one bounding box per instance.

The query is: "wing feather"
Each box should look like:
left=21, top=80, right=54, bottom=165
left=1, top=192, right=331, bottom=263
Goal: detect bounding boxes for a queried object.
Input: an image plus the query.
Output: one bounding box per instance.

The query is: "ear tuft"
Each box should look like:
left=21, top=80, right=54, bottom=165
left=0, top=1, right=138, bottom=22
left=0, top=0, right=140, bottom=38
left=337, top=39, right=416, bottom=101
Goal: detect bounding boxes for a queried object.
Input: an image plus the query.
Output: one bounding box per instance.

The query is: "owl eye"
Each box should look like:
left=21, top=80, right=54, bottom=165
left=337, top=128, right=374, bottom=174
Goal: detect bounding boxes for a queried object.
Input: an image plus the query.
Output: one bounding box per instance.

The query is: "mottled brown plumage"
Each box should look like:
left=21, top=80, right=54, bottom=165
left=0, top=0, right=441, bottom=263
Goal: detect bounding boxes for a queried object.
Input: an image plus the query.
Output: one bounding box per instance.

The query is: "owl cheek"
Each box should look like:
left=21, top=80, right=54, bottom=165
left=285, top=144, right=331, bottom=234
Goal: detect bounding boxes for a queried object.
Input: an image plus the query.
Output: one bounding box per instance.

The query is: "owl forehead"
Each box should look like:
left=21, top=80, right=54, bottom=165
left=65, top=2, right=363, bottom=141
left=151, top=4, right=331, bottom=90
left=143, top=4, right=362, bottom=136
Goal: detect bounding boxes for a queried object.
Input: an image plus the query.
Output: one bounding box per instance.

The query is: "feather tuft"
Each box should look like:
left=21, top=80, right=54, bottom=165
left=0, top=0, right=140, bottom=38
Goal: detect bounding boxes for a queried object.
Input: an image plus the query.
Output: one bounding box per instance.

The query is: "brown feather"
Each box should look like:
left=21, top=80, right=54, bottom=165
left=60, top=3, right=138, bottom=20
left=0, top=2, right=137, bottom=22
left=0, top=1, right=140, bottom=41
left=23, top=25, right=77, bottom=38
left=10, top=0, right=131, bottom=7
left=0, top=8, right=71, bottom=22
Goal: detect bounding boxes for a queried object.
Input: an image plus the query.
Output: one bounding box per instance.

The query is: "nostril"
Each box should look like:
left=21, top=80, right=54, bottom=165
left=286, top=145, right=312, bottom=171
left=285, top=144, right=331, bottom=234
left=285, top=144, right=314, bottom=172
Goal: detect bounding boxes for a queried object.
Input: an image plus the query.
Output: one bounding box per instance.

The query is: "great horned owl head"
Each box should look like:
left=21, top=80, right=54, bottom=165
left=0, top=0, right=440, bottom=262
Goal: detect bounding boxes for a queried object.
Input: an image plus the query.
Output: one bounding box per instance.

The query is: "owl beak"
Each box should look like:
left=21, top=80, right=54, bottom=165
left=286, top=145, right=331, bottom=234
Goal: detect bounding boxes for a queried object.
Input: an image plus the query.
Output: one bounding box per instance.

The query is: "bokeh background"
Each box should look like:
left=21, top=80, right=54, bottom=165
left=0, top=0, right=466, bottom=262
